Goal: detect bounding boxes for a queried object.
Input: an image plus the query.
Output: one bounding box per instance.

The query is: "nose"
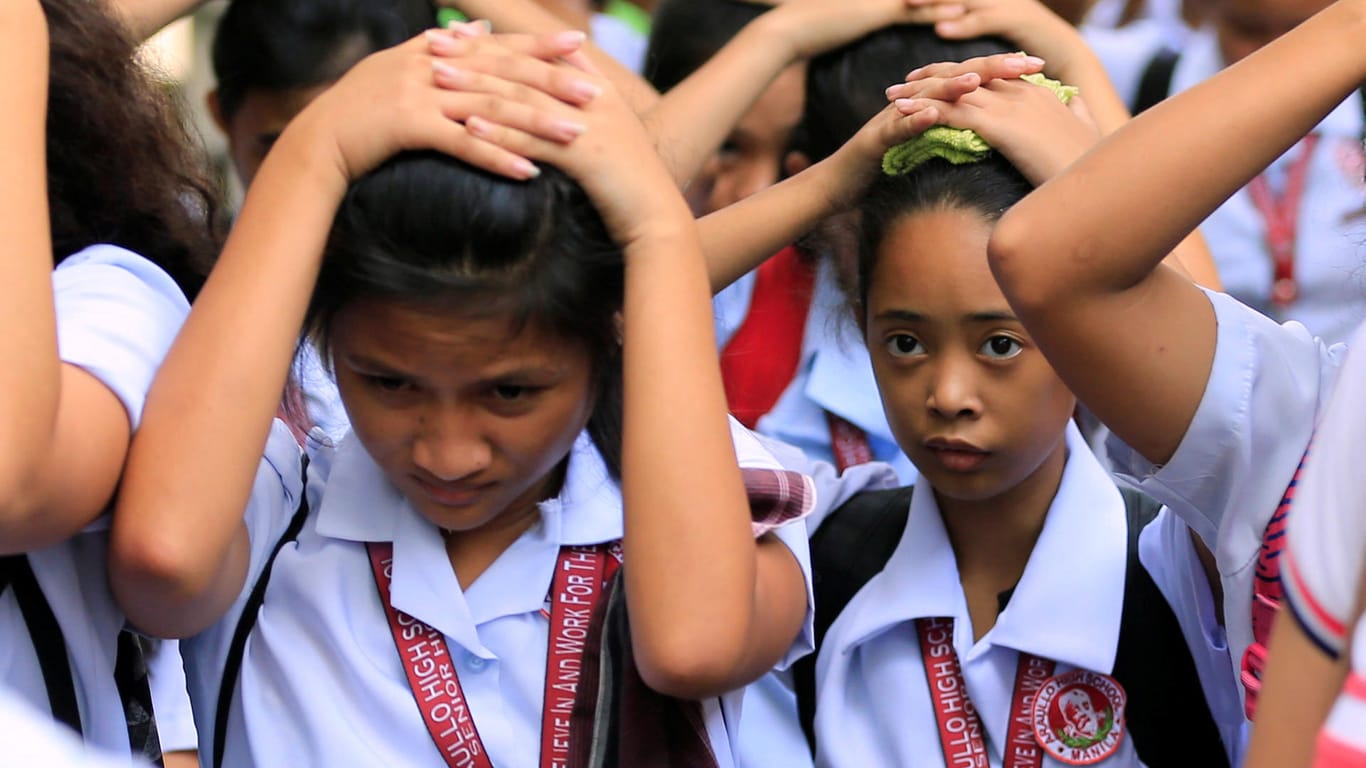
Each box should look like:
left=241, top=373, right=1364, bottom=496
left=925, top=354, right=983, bottom=420
left=410, top=406, right=492, bottom=482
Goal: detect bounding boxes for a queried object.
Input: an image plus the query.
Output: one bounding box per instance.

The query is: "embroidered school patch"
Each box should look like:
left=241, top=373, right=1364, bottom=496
left=1030, top=670, right=1126, bottom=765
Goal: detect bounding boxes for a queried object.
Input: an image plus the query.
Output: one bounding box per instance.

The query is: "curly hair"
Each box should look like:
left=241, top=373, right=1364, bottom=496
left=42, top=0, right=224, bottom=298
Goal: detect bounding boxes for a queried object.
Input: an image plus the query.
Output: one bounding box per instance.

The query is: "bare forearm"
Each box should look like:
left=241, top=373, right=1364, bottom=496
left=112, top=127, right=343, bottom=633
left=1001, top=0, right=1366, bottom=295
left=700, top=154, right=853, bottom=292
left=0, top=5, right=60, bottom=530
left=621, top=215, right=766, bottom=698
left=642, top=16, right=795, bottom=186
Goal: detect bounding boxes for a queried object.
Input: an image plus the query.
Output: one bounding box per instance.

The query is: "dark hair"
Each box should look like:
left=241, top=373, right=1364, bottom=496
left=804, top=25, right=1014, bottom=162
left=643, top=0, right=768, bottom=91
left=856, top=154, right=1031, bottom=316
left=212, top=0, right=435, bottom=123
left=305, top=153, right=626, bottom=477
left=42, top=0, right=224, bottom=298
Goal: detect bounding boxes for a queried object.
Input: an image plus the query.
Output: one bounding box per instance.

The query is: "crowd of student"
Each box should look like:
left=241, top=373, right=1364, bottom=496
left=3, top=0, right=1364, bottom=765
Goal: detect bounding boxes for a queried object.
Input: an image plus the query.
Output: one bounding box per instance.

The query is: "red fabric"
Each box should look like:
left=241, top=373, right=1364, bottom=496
left=719, top=247, right=816, bottom=429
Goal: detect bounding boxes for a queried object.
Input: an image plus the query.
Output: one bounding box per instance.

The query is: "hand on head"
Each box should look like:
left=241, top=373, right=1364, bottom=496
left=285, top=23, right=601, bottom=186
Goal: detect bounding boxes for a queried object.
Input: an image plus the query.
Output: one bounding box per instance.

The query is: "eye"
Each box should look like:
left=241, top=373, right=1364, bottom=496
left=493, top=384, right=527, bottom=401
left=884, top=333, right=924, bottom=358
left=365, top=374, right=411, bottom=392
left=980, top=335, right=1023, bottom=360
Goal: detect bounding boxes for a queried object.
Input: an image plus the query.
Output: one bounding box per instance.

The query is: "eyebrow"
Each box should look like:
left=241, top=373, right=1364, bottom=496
left=873, top=309, right=1019, bottom=324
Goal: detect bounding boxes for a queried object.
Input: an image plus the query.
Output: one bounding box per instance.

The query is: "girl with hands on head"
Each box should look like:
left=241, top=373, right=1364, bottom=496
left=2, top=0, right=223, bottom=757
left=111, top=21, right=815, bottom=768
left=687, top=32, right=1236, bottom=764
left=981, top=0, right=1366, bottom=763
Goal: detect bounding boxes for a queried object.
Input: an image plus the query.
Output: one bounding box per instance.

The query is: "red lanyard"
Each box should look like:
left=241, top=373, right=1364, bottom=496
left=916, top=617, right=1057, bottom=768
left=367, top=541, right=621, bottom=768
left=826, top=412, right=873, bottom=473
left=1246, top=134, right=1319, bottom=310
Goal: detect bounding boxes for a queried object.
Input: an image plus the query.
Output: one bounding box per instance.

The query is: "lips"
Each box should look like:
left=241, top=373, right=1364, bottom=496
left=412, top=475, right=496, bottom=507
left=923, top=437, right=990, bottom=472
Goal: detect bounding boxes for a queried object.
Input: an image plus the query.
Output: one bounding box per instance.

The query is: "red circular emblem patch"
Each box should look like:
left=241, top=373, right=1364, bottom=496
left=1030, top=670, right=1126, bottom=765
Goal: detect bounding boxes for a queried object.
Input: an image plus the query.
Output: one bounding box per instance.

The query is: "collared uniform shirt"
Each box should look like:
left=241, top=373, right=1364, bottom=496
left=0, top=683, right=151, bottom=767
left=1106, top=289, right=1347, bottom=734
left=0, top=245, right=189, bottom=756
left=814, top=424, right=1168, bottom=767
left=1282, top=322, right=1366, bottom=764
left=1087, top=25, right=1366, bottom=345
left=714, top=259, right=918, bottom=483
left=183, top=420, right=816, bottom=767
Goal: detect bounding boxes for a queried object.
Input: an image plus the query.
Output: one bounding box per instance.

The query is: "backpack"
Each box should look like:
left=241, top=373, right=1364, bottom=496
left=793, top=485, right=1230, bottom=768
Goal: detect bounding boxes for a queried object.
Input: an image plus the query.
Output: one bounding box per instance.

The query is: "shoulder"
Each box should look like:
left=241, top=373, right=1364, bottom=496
left=50, top=245, right=192, bottom=430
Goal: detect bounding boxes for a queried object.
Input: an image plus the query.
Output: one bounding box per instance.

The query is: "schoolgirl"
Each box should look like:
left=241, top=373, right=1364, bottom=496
left=105, top=25, right=928, bottom=767
left=936, top=0, right=1364, bottom=753
left=0, top=0, right=222, bottom=759
left=697, top=25, right=1237, bottom=766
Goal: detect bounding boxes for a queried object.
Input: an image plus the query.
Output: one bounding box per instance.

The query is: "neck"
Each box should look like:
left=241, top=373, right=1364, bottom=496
left=444, top=462, right=567, bottom=590
left=937, top=441, right=1068, bottom=599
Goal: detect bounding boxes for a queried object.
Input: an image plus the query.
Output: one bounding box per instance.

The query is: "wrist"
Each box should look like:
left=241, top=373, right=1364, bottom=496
left=746, top=9, right=803, bottom=63
left=266, top=113, right=352, bottom=204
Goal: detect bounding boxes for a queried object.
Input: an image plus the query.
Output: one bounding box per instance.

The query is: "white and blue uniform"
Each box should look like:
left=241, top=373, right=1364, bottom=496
left=811, top=423, right=1237, bottom=767
left=183, top=420, right=815, bottom=767
left=1088, top=26, right=1366, bottom=345
left=714, top=259, right=917, bottom=483
left=0, top=683, right=152, bottom=767
left=0, top=245, right=189, bottom=755
left=1106, top=289, right=1348, bottom=750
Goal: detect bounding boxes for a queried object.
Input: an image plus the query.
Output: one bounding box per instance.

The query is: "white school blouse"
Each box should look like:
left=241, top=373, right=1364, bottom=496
left=1105, top=288, right=1348, bottom=716
left=183, top=420, right=816, bottom=767
left=0, top=683, right=151, bottom=767
left=1281, top=323, right=1366, bottom=762
left=813, top=424, right=1181, bottom=768
left=0, top=245, right=189, bottom=755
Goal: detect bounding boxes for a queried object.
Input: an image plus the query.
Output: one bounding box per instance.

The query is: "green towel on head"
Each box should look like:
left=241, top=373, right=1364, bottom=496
left=882, top=71, right=1080, bottom=176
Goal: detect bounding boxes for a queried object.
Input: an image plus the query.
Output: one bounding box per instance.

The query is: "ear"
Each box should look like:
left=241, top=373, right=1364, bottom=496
left=206, top=89, right=230, bottom=137
left=783, top=150, right=812, bottom=179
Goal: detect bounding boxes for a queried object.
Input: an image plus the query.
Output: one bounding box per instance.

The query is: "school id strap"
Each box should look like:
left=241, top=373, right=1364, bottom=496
left=367, top=541, right=620, bottom=768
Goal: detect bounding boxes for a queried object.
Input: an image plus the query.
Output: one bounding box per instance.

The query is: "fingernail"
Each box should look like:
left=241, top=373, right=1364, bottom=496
left=895, top=98, right=921, bottom=111
left=476, top=19, right=494, bottom=34
left=555, top=119, right=588, bottom=139
left=885, top=83, right=905, bottom=98
left=555, top=30, right=588, bottom=48
left=425, top=29, right=459, bottom=53
left=432, top=61, right=464, bottom=85
left=571, top=79, right=602, bottom=102
left=905, top=67, right=923, bottom=80
left=466, top=115, right=490, bottom=136
left=1024, top=55, right=1046, bottom=66
left=514, top=159, right=541, bottom=179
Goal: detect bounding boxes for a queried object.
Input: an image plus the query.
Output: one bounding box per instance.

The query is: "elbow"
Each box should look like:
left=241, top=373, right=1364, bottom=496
left=634, top=628, right=751, bottom=700
left=108, top=522, right=226, bottom=637
left=987, top=209, right=1062, bottom=316
left=0, top=475, right=83, bottom=554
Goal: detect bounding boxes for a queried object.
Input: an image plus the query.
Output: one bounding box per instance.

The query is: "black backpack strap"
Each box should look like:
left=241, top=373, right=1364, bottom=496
left=0, top=554, right=83, bottom=736
left=211, top=457, right=311, bottom=768
left=795, top=486, right=915, bottom=753
left=1133, top=49, right=1179, bottom=115
left=1113, top=488, right=1230, bottom=768
left=115, top=632, right=163, bottom=766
